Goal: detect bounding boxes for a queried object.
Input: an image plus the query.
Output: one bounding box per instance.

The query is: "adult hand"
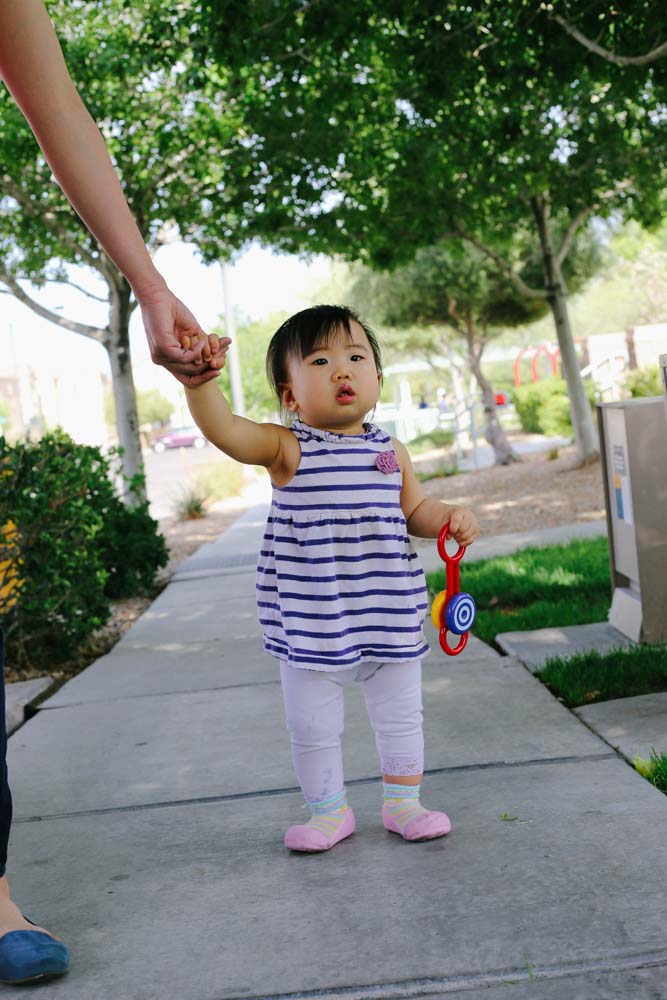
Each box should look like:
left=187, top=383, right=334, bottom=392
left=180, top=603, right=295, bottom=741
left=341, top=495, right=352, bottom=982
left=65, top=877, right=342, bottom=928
left=138, top=282, right=228, bottom=387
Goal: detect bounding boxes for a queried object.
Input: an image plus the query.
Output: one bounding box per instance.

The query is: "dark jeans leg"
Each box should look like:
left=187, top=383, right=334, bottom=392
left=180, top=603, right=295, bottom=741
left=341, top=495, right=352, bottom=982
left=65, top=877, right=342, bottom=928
left=0, top=629, right=12, bottom=878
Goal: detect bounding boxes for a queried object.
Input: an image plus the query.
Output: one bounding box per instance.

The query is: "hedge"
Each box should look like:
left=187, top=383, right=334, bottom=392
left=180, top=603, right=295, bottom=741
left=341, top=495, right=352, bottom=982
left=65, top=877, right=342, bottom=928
left=0, top=430, right=167, bottom=668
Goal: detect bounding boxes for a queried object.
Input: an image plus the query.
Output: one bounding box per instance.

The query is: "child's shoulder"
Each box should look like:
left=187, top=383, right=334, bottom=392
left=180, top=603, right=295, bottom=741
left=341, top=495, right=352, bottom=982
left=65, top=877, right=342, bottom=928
left=267, top=423, right=301, bottom=488
left=390, top=436, right=410, bottom=465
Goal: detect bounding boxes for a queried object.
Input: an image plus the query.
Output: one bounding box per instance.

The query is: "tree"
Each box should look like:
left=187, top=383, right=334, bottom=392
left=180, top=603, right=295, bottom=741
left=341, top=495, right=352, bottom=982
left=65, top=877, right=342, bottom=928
left=346, top=236, right=593, bottom=464
left=547, top=3, right=667, bottom=67
left=0, top=0, right=242, bottom=498
left=193, top=1, right=667, bottom=463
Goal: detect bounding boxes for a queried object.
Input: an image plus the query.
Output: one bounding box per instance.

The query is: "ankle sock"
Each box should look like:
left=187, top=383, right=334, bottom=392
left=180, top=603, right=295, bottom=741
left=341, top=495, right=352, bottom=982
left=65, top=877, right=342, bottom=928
left=382, top=781, right=451, bottom=841
left=382, top=782, right=428, bottom=831
left=305, top=788, right=349, bottom=836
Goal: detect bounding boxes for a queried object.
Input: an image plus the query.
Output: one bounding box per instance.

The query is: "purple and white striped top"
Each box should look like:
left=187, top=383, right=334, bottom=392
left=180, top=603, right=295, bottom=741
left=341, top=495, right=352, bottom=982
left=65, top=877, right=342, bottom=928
left=256, top=418, right=429, bottom=671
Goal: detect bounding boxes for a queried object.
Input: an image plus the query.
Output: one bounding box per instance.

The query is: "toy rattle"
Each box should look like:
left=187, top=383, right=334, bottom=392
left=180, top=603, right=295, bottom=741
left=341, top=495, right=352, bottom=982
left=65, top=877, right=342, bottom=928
left=430, top=521, right=476, bottom=656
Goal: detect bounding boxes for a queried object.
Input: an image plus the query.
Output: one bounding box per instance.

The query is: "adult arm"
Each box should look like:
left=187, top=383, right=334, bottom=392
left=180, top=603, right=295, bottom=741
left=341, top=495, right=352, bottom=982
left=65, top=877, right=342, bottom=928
left=0, top=0, right=221, bottom=386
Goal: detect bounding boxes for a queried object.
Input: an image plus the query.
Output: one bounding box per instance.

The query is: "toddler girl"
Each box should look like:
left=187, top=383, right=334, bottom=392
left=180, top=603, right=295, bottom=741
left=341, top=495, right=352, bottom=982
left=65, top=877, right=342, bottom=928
left=183, top=305, right=479, bottom=853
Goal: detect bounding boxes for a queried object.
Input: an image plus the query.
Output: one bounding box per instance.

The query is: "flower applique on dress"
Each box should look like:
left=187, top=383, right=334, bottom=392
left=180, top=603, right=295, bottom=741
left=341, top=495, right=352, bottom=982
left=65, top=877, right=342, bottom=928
left=376, top=450, right=400, bottom=474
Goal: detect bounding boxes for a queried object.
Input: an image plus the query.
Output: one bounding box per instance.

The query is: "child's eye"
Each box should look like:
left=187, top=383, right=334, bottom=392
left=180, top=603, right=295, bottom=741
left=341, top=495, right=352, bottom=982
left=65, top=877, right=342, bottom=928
left=312, top=358, right=328, bottom=366
left=351, top=354, right=365, bottom=362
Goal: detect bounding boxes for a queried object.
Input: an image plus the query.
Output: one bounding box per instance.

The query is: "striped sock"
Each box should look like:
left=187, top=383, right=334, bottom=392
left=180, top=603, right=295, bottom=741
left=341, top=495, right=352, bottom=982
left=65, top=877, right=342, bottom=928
left=305, top=788, right=349, bottom=837
left=382, top=782, right=428, bottom=831
left=382, top=781, right=451, bottom=841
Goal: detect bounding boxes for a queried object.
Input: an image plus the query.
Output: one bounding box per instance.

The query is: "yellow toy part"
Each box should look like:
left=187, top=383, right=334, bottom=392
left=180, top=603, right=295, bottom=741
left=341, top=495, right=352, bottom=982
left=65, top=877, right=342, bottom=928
left=430, top=589, right=447, bottom=629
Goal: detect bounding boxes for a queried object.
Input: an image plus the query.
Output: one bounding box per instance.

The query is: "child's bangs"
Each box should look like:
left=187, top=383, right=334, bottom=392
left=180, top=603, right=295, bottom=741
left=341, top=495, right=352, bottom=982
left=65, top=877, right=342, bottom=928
left=289, top=314, right=355, bottom=362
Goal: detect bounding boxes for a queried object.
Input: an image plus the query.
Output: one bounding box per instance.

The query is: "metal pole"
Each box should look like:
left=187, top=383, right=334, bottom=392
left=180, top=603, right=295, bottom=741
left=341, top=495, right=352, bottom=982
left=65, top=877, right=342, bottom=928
left=219, top=260, right=245, bottom=417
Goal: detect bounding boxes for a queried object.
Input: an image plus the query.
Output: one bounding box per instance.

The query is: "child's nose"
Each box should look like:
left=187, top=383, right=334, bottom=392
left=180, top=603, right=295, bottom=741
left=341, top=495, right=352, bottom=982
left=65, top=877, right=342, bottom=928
left=333, top=367, right=350, bottom=380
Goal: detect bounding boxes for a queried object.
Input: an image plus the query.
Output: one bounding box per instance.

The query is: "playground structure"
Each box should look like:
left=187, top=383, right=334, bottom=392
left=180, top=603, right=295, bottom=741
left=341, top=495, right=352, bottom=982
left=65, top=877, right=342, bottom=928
left=513, top=324, right=667, bottom=401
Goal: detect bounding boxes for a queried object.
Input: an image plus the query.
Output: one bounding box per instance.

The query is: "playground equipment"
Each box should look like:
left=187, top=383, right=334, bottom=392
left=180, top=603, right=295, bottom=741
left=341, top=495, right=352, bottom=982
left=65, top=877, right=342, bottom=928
left=513, top=344, right=560, bottom=385
left=430, top=522, right=476, bottom=656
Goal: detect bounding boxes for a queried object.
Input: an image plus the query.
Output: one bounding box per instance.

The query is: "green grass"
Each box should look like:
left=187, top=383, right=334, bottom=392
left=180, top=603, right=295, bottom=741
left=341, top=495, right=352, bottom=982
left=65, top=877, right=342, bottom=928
left=416, top=465, right=458, bottom=483
left=407, top=428, right=454, bottom=455
left=634, top=749, right=667, bottom=794
left=426, top=535, right=611, bottom=647
left=536, top=644, right=667, bottom=708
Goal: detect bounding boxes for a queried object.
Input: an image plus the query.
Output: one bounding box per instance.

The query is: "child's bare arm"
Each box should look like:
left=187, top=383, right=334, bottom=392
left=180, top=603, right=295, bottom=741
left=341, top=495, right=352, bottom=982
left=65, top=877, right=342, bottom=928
left=392, top=439, right=479, bottom=546
left=183, top=336, right=285, bottom=467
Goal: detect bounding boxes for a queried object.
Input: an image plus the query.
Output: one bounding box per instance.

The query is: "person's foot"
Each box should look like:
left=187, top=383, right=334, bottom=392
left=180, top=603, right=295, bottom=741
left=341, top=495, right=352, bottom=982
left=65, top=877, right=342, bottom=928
left=0, top=876, right=69, bottom=984
left=382, top=783, right=451, bottom=842
left=284, top=806, right=356, bottom=852
left=382, top=802, right=451, bottom=841
left=0, top=877, right=53, bottom=939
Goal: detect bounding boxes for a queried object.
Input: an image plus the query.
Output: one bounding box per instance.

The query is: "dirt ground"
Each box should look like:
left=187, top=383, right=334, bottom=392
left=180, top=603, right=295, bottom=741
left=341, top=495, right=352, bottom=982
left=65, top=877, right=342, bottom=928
left=6, top=438, right=606, bottom=685
left=418, top=442, right=606, bottom=537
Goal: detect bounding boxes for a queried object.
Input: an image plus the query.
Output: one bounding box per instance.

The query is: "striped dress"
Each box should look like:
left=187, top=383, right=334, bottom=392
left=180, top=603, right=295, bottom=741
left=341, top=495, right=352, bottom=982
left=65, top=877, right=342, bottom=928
left=256, top=419, right=429, bottom=670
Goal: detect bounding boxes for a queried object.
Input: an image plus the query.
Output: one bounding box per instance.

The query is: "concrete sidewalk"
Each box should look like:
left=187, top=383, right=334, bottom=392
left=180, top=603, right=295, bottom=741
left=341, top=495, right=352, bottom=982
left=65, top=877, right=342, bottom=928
left=5, top=513, right=667, bottom=998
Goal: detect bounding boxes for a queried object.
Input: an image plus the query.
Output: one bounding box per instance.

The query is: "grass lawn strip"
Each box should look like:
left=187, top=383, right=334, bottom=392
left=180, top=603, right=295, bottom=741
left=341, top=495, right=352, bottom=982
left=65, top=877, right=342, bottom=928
left=634, top=750, right=667, bottom=795
left=425, top=536, right=611, bottom=647
left=536, top=644, right=667, bottom=708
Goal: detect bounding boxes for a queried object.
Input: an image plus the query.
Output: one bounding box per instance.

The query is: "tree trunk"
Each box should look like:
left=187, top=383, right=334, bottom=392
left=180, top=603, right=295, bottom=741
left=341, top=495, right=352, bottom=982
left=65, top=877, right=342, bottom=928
left=531, top=195, right=598, bottom=463
left=105, top=277, right=145, bottom=505
left=625, top=327, right=638, bottom=370
left=464, top=317, right=519, bottom=465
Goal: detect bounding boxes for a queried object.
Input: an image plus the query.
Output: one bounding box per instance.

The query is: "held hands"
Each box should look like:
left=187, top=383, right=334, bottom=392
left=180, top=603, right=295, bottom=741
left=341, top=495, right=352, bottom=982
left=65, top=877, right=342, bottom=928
left=179, top=333, right=231, bottom=375
left=445, top=506, right=479, bottom=548
left=138, top=282, right=230, bottom=387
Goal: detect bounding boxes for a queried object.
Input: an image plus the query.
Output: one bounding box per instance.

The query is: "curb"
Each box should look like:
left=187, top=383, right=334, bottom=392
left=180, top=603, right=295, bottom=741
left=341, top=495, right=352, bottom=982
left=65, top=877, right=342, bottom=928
left=6, top=676, right=56, bottom=735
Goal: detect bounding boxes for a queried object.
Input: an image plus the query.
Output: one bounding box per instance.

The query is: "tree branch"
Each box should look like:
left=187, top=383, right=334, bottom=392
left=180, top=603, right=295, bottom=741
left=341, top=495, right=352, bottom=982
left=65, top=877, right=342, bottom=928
left=549, top=12, right=667, bottom=66
left=0, top=269, right=107, bottom=343
left=1, top=174, right=103, bottom=274
left=452, top=225, right=547, bottom=300
left=555, top=205, right=592, bottom=269
left=44, top=277, right=109, bottom=304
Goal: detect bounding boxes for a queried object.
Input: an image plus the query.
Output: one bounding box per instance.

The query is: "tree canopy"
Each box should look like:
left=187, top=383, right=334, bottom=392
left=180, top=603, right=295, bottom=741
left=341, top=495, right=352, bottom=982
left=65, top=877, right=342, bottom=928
left=0, top=0, right=244, bottom=489
left=187, top=1, right=667, bottom=460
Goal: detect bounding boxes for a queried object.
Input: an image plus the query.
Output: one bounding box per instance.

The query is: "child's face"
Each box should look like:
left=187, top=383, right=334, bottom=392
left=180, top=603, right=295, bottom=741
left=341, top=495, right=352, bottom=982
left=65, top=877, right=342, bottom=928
left=281, top=321, right=381, bottom=433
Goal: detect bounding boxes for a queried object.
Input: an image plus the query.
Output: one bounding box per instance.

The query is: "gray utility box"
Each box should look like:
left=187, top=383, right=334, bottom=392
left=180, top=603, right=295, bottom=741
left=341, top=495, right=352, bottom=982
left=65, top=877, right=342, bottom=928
left=598, top=397, right=667, bottom=643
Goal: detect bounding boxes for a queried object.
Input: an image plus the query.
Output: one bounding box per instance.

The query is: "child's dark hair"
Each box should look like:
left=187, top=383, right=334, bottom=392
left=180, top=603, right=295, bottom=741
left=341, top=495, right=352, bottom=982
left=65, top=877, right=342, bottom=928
left=266, top=305, right=383, bottom=417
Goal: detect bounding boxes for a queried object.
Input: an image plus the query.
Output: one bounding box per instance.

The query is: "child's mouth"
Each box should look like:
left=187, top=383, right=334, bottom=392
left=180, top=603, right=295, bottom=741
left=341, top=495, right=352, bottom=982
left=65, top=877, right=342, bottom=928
left=336, top=386, right=356, bottom=404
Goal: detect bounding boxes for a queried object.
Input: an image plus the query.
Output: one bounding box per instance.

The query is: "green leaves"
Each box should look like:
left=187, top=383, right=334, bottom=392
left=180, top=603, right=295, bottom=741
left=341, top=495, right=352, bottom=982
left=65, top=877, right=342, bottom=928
left=0, top=431, right=167, bottom=669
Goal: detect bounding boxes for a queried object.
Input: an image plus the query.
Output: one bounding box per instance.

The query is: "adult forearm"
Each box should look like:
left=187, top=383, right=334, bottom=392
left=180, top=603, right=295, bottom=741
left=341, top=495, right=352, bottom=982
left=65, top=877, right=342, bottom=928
left=0, top=0, right=162, bottom=301
left=21, top=90, right=162, bottom=300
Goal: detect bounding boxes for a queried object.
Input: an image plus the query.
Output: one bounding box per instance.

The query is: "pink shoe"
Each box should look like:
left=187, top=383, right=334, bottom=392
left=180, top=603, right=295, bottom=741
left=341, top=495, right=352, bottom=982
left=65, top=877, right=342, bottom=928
left=284, top=807, right=356, bottom=852
left=382, top=804, right=451, bottom=841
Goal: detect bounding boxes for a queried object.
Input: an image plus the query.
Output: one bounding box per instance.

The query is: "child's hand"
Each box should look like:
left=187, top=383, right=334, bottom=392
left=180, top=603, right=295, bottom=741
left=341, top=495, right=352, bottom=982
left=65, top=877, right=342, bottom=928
left=446, top=506, right=479, bottom=547
left=180, top=333, right=231, bottom=371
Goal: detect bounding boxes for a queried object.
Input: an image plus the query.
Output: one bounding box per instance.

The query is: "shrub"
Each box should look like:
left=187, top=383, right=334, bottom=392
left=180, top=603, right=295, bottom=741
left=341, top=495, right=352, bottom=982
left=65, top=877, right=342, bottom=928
left=1, top=431, right=110, bottom=667
left=625, top=365, right=662, bottom=399
left=540, top=394, right=573, bottom=437
left=94, top=478, right=168, bottom=598
left=173, top=487, right=209, bottom=520
left=0, top=431, right=167, bottom=668
left=512, top=376, right=595, bottom=436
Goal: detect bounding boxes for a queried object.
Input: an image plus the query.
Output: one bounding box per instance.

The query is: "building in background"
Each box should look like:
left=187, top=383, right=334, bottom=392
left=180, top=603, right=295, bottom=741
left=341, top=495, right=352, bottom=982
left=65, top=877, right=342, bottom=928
left=1, top=321, right=108, bottom=446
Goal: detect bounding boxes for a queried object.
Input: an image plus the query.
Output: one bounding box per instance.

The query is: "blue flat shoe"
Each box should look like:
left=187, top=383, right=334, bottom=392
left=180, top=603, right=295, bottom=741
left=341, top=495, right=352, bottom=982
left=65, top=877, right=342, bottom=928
left=0, top=919, right=69, bottom=985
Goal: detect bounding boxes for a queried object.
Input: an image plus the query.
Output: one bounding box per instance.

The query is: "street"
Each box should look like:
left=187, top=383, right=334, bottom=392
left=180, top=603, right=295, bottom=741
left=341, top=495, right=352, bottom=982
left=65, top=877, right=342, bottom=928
left=142, top=443, right=231, bottom=520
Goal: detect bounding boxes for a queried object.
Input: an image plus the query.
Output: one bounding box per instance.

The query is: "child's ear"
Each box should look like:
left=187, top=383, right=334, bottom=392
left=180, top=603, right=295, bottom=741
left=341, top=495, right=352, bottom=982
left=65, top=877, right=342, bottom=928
left=280, top=384, right=298, bottom=412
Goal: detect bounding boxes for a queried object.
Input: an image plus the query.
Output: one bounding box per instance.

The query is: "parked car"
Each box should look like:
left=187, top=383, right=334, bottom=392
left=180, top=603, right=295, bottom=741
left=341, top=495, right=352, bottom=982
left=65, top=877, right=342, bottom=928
left=152, top=426, right=207, bottom=453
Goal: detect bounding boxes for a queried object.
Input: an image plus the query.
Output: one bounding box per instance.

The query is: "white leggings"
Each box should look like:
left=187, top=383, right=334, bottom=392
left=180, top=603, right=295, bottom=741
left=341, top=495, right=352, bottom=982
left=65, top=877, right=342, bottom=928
left=279, top=659, right=424, bottom=804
